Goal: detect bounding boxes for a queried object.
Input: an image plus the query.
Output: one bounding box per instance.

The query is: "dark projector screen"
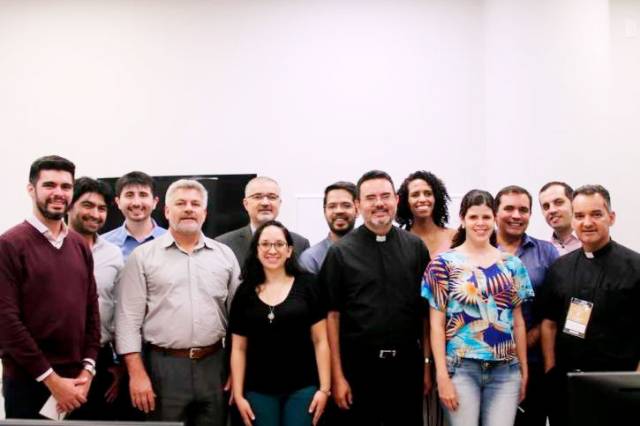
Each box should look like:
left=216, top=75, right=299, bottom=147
left=99, top=174, right=255, bottom=239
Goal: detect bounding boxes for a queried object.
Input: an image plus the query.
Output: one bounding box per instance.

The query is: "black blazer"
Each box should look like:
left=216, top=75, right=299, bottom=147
left=216, top=224, right=310, bottom=268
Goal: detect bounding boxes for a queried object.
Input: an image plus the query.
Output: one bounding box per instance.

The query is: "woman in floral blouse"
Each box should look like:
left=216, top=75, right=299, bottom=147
left=422, top=190, right=534, bottom=426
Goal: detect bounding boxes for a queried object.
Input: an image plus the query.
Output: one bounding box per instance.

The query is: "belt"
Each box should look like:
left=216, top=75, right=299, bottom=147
left=149, top=341, right=222, bottom=360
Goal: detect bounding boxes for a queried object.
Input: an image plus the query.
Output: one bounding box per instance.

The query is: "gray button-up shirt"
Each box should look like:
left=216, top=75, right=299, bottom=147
left=93, top=236, right=124, bottom=346
left=115, top=232, right=241, bottom=354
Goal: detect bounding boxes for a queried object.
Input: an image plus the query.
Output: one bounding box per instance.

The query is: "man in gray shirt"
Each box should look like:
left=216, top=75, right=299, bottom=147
left=299, top=181, right=358, bottom=273
left=67, top=177, right=125, bottom=420
left=116, top=179, right=240, bottom=426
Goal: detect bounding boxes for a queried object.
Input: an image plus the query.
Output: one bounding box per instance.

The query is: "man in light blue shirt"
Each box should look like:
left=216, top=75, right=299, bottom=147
left=495, top=185, right=559, bottom=426
left=102, top=171, right=166, bottom=260
left=299, top=181, right=358, bottom=273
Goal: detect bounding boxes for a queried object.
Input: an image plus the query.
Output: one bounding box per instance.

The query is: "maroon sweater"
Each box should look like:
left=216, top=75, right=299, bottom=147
left=0, top=221, right=100, bottom=380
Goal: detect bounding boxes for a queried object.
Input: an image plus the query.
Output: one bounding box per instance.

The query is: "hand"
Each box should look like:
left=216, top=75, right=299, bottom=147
left=224, top=375, right=234, bottom=406
left=44, top=373, right=88, bottom=414
left=75, top=370, right=93, bottom=400
left=519, top=371, right=528, bottom=403
left=332, top=376, right=352, bottom=410
left=423, top=365, right=433, bottom=396
left=308, top=390, right=329, bottom=425
left=436, top=374, right=458, bottom=412
left=235, top=396, right=255, bottom=426
left=105, top=365, right=124, bottom=403
left=129, top=371, right=156, bottom=413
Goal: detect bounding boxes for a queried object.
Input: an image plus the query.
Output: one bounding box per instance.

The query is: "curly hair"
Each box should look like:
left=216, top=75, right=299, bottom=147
left=396, top=170, right=451, bottom=229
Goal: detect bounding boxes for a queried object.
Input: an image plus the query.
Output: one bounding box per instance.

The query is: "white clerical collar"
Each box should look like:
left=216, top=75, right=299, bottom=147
left=585, top=251, right=594, bottom=259
left=376, top=235, right=387, bottom=242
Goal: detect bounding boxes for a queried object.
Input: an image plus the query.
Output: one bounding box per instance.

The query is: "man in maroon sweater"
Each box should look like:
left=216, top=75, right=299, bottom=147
left=0, top=155, right=101, bottom=418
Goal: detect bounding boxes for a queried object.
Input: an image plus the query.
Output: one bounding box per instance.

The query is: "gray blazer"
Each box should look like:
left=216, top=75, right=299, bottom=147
left=215, top=224, right=310, bottom=269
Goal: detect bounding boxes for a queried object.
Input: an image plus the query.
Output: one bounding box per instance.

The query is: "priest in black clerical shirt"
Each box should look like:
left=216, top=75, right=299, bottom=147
left=539, top=184, right=640, bottom=425
left=319, top=170, right=430, bottom=426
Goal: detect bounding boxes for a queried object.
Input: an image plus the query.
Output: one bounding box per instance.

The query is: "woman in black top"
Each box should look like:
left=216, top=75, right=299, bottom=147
left=230, top=220, right=330, bottom=426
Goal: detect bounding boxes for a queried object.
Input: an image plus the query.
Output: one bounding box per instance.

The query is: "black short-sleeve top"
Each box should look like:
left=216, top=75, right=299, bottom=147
left=229, top=273, right=326, bottom=394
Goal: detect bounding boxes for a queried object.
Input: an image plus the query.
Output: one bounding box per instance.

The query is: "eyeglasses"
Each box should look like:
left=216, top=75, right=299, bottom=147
left=258, top=241, right=288, bottom=251
left=247, top=193, right=280, bottom=202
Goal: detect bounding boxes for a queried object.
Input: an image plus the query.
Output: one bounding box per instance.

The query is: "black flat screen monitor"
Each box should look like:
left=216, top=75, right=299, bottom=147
left=99, top=173, right=255, bottom=239
left=567, top=371, right=640, bottom=426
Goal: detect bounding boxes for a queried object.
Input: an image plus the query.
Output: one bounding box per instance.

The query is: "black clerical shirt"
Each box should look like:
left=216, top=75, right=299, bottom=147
left=319, top=225, right=430, bottom=349
left=539, top=240, right=640, bottom=371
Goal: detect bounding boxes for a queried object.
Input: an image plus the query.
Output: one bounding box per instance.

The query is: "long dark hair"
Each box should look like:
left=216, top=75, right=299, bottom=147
left=451, top=189, right=497, bottom=248
left=240, top=220, right=304, bottom=288
left=396, top=170, right=451, bottom=229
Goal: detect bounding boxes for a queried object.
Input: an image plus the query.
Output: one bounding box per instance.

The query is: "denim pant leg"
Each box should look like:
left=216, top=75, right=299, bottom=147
left=245, top=391, right=280, bottom=426
left=282, top=386, right=316, bottom=426
left=482, top=360, right=521, bottom=426
left=446, top=360, right=482, bottom=426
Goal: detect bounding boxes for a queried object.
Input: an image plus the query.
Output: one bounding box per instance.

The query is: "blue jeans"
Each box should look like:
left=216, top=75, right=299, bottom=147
left=444, top=358, right=522, bottom=426
left=245, top=385, right=316, bottom=426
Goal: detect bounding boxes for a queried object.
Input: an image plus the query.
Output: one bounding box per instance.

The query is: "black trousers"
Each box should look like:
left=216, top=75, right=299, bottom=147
left=514, top=363, right=547, bottom=426
left=333, top=345, right=424, bottom=426
left=2, top=375, right=51, bottom=419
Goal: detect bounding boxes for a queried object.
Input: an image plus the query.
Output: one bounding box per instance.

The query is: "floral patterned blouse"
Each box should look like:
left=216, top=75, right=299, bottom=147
left=422, top=250, right=534, bottom=362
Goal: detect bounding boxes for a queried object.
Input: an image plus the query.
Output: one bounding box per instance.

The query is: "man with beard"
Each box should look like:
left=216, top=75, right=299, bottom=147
left=299, top=181, right=358, bottom=273
left=538, top=181, right=581, bottom=255
left=494, top=185, right=558, bottom=426
left=319, top=170, right=430, bottom=425
left=116, top=179, right=240, bottom=426
left=102, top=171, right=166, bottom=261
left=216, top=176, right=309, bottom=267
left=67, top=177, right=132, bottom=420
left=0, top=156, right=100, bottom=418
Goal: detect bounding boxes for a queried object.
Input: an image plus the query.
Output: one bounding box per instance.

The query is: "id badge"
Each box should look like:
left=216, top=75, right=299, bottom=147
left=563, top=297, right=593, bottom=338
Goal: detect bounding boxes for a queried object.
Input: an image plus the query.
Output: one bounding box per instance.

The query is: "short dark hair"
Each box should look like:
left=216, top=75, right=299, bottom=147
left=240, top=220, right=304, bottom=286
left=573, top=184, right=612, bottom=211
left=356, top=170, right=395, bottom=199
left=29, top=155, right=75, bottom=185
left=451, top=189, right=497, bottom=248
left=495, top=185, right=532, bottom=210
left=70, top=177, right=113, bottom=208
left=539, top=181, right=574, bottom=200
left=115, top=171, right=157, bottom=197
left=396, top=170, right=451, bottom=229
left=323, top=181, right=356, bottom=207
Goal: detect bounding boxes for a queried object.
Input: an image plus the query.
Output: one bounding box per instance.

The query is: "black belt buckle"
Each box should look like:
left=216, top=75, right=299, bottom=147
left=378, top=349, right=397, bottom=359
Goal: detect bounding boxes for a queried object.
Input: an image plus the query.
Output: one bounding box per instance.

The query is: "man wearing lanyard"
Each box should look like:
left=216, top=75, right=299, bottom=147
left=495, top=185, right=559, bottom=426
left=319, top=170, right=430, bottom=425
left=116, top=179, right=240, bottom=426
left=0, top=156, right=100, bottom=418
left=540, top=184, right=640, bottom=425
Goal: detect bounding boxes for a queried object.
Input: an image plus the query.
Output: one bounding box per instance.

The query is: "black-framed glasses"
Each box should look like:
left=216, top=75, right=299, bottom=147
left=258, top=241, right=288, bottom=251
left=247, top=193, right=280, bottom=201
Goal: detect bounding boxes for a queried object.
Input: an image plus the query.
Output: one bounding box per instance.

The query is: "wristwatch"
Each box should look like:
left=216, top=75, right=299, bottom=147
left=82, top=362, right=97, bottom=376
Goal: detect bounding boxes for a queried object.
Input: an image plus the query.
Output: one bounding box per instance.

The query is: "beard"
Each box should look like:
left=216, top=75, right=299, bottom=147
left=36, top=198, right=68, bottom=220
left=328, top=216, right=356, bottom=237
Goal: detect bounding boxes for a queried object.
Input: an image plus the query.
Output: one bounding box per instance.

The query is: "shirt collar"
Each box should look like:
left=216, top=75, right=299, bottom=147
left=159, top=231, right=211, bottom=251
left=113, top=219, right=163, bottom=245
left=583, top=239, right=614, bottom=259
left=360, top=224, right=396, bottom=242
left=551, top=231, right=579, bottom=246
left=26, top=215, right=68, bottom=240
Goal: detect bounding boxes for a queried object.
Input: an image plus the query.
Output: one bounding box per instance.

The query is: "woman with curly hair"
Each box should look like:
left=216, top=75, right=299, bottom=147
left=397, top=170, right=456, bottom=258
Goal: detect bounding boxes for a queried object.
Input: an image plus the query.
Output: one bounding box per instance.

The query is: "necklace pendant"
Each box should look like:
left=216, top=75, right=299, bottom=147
left=267, top=309, right=275, bottom=323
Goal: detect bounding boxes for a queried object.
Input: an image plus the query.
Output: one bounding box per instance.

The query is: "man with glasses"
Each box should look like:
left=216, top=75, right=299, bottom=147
left=319, top=170, right=430, bottom=425
left=216, top=176, right=309, bottom=267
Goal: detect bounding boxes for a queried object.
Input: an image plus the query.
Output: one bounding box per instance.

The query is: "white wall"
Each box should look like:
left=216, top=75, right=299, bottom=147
left=0, top=0, right=638, bottom=249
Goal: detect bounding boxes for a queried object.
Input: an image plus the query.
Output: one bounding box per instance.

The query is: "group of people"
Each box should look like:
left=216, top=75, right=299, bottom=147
left=0, top=154, right=638, bottom=426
